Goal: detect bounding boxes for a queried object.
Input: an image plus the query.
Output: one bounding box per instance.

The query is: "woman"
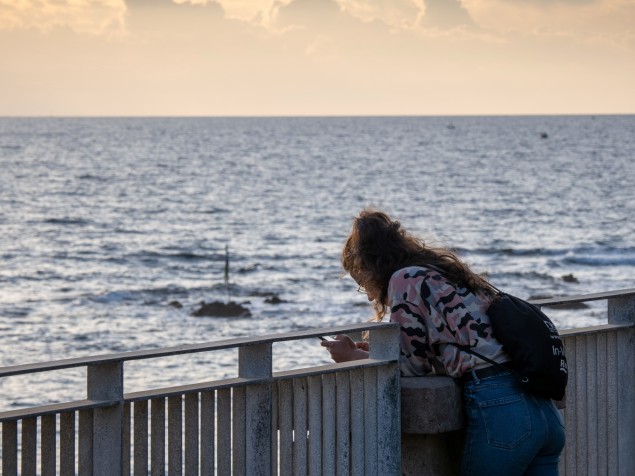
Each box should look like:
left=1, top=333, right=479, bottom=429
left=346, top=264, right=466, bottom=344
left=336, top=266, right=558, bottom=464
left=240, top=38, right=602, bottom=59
left=322, top=208, right=565, bottom=476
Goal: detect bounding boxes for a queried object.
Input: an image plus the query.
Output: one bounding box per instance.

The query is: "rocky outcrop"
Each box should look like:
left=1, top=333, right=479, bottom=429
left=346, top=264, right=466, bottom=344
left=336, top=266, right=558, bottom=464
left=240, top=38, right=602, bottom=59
left=191, top=301, right=251, bottom=317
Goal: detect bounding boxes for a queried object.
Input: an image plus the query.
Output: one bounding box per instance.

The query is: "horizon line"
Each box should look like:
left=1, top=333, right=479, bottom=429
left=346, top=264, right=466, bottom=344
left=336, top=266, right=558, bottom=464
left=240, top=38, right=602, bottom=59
left=1, top=113, right=634, bottom=119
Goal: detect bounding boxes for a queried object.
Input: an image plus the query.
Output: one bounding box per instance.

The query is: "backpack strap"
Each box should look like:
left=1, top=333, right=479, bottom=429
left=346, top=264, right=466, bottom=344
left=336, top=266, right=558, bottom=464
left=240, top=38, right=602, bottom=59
left=448, top=343, right=528, bottom=384
left=421, top=265, right=527, bottom=383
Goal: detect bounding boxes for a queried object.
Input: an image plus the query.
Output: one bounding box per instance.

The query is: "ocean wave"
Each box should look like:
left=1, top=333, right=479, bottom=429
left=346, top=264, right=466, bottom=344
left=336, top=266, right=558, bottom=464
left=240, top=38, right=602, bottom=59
left=466, top=245, right=635, bottom=261
left=77, top=174, right=108, bottom=182
left=199, top=207, right=230, bottom=214
left=43, top=218, right=92, bottom=226
left=86, top=284, right=191, bottom=304
left=489, top=271, right=556, bottom=282
left=127, top=251, right=226, bottom=262
left=562, top=255, right=635, bottom=266
left=460, top=246, right=568, bottom=257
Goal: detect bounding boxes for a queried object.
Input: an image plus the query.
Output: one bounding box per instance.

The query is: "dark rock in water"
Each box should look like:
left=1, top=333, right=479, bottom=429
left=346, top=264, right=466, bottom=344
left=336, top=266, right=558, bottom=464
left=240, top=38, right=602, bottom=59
left=562, top=274, right=579, bottom=283
left=192, top=301, right=251, bottom=318
left=168, top=300, right=183, bottom=309
left=265, top=295, right=287, bottom=304
left=252, top=291, right=277, bottom=298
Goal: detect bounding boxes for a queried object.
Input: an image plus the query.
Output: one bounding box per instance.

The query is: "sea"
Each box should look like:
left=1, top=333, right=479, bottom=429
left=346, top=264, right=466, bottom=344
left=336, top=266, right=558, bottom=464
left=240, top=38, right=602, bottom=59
left=0, top=115, right=634, bottom=411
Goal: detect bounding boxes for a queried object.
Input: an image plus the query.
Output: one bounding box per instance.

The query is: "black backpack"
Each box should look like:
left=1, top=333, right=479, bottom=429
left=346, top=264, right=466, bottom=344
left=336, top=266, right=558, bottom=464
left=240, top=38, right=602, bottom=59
left=455, top=291, right=568, bottom=401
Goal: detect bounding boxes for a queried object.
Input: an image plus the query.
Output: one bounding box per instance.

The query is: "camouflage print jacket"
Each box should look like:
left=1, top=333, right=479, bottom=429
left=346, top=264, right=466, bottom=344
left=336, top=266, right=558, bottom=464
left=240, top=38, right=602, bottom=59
left=387, top=266, right=510, bottom=378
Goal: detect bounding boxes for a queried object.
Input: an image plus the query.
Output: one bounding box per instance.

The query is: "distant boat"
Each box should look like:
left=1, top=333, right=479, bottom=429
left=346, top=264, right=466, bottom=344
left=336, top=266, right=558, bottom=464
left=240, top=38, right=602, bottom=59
left=540, top=132, right=549, bottom=139
left=447, top=123, right=456, bottom=130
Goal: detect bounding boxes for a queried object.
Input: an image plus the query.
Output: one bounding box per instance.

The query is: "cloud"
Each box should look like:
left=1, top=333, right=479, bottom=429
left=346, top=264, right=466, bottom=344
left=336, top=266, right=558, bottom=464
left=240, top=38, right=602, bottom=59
left=420, top=0, right=475, bottom=30
left=124, top=0, right=225, bottom=37
left=501, top=0, right=598, bottom=4
left=0, top=0, right=124, bottom=34
left=270, top=0, right=344, bottom=29
left=338, top=0, right=423, bottom=27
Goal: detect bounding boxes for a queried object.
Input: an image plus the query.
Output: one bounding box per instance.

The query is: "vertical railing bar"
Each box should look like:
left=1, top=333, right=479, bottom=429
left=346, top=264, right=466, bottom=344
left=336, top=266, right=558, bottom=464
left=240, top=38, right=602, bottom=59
left=350, top=368, right=365, bottom=476
left=60, top=412, right=75, bottom=476
left=616, top=327, right=635, bottom=474
left=168, top=395, right=183, bottom=476
left=278, top=379, right=294, bottom=474
left=321, top=373, right=336, bottom=476
left=562, top=335, right=575, bottom=476
left=271, top=382, right=279, bottom=476
left=134, top=400, right=149, bottom=476
left=585, top=334, right=598, bottom=476
left=150, top=398, right=166, bottom=476
left=376, top=364, right=401, bottom=475
left=41, top=414, right=57, bottom=476
left=596, top=331, right=608, bottom=475
left=245, top=381, right=272, bottom=476
left=78, top=409, right=94, bottom=476
left=184, top=393, right=199, bottom=475
left=21, top=417, right=37, bottom=476
left=607, top=330, right=619, bottom=474
left=232, top=386, right=246, bottom=476
left=216, top=388, right=232, bottom=475
left=575, top=335, right=588, bottom=476
left=307, top=375, right=322, bottom=476
left=123, top=402, right=131, bottom=476
left=2, top=420, right=18, bottom=476
left=200, top=391, right=215, bottom=476
left=335, top=371, right=350, bottom=476
left=293, top=377, right=308, bottom=476
left=363, top=367, right=378, bottom=476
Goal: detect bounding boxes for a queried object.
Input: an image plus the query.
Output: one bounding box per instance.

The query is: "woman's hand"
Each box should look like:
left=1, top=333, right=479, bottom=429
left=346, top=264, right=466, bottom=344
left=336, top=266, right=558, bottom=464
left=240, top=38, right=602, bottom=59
left=321, top=335, right=369, bottom=363
left=355, top=341, right=369, bottom=352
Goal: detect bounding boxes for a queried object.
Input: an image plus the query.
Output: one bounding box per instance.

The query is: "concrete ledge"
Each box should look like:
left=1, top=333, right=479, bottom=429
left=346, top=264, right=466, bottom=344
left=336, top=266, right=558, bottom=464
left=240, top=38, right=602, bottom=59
left=401, top=376, right=465, bottom=476
left=401, top=376, right=464, bottom=434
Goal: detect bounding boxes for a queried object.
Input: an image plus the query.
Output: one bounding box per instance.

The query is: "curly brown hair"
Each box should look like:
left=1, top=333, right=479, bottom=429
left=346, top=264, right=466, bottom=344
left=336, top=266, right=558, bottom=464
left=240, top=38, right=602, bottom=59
left=342, top=208, right=495, bottom=321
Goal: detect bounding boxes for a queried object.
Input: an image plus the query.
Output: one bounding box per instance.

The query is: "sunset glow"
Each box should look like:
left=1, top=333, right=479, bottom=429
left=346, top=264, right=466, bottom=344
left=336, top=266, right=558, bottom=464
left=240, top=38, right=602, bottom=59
left=1, top=0, right=633, bottom=115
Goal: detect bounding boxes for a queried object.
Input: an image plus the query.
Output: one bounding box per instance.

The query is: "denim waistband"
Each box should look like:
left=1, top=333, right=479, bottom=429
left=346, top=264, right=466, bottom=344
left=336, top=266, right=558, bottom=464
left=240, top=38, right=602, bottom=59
left=460, top=362, right=513, bottom=384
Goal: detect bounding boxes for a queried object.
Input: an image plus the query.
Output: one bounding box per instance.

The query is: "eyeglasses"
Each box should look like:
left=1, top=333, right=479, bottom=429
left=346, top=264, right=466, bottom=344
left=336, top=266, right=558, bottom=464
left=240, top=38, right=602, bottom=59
left=356, top=284, right=367, bottom=294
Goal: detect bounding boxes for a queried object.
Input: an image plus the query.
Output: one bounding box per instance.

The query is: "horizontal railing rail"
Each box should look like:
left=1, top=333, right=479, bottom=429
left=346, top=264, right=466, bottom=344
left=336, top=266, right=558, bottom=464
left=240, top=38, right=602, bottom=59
left=529, top=287, right=635, bottom=307
left=0, top=322, right=393, bottom=378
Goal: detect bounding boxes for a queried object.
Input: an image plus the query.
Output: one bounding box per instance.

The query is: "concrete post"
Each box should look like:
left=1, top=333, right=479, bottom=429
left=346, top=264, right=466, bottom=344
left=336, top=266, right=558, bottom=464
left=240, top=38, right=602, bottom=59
left=87, top=362, right=124, bottom=476
left=370, top=324, right=401, bottom=475
left=400, top=376, right=465, bottom=476
left=608, top=295, right=635, bottom=325
left=238, top=343, right=272, bottom=476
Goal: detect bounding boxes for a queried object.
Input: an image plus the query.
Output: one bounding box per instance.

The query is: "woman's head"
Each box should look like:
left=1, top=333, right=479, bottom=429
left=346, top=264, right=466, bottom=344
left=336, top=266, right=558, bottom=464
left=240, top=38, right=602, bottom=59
left=342, top=209, right=415, bottom=303
left=342, top=208, right=493, bottom=320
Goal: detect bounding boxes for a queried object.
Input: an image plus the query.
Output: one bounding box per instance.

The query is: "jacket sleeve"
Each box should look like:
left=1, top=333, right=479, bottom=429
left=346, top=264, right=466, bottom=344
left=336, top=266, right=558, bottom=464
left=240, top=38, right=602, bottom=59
left=388, top=270, right=439, bottom=376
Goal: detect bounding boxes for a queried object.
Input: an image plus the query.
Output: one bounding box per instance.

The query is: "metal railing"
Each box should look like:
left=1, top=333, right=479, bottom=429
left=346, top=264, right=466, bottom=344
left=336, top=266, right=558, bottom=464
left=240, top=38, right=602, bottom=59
left=0, top=322, right=401, bottom=476
left=2, top=288, right=635, bottom=475
left=531, top=288, right=635, bottom=476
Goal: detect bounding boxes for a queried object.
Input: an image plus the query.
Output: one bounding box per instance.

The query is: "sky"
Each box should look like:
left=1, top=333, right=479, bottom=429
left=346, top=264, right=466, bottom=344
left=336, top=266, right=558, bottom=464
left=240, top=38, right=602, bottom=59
left=0, top=0, right=634, bottom=116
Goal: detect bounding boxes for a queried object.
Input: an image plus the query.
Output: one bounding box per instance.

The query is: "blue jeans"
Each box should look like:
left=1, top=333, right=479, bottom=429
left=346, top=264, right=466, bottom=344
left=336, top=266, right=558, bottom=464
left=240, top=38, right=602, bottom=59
left=461, top=370, right=566, bottom=476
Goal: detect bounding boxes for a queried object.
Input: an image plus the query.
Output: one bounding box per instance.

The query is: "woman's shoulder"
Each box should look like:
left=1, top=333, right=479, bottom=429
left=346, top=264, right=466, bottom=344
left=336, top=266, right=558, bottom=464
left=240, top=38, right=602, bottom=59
left=390, top=265, right=444, bottom=283
left=388, top=266, right=448, bottom=294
